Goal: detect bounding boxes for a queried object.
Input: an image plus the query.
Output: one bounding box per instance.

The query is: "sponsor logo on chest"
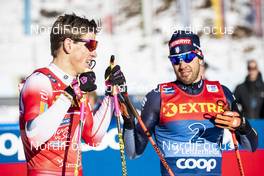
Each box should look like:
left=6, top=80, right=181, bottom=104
left=162, top=102, right=224, bottom=117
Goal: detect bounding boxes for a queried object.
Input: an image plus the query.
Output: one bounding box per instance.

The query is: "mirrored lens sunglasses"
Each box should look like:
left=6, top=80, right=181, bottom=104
left=74, top=39, right=98, bottom=52
left=168, top=51, right=197, bottom=65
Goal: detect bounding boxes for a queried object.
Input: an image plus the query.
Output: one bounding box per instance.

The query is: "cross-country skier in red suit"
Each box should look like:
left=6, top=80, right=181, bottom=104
left=19, top=14, right=126, bottom=176
left=122, top=30, right=258, bottom=176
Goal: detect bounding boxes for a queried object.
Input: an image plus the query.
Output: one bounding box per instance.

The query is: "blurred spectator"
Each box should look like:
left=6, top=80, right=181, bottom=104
left=234, top=59, right=264, bottom=118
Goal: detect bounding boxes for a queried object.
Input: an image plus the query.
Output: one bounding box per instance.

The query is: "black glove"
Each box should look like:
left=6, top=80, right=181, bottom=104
left=104, top=65, right=127, bottom=95
left=118, top=94, right=135, bottom=129
left=65, top=71, right=97, bottom=99
left=237, top=117, right=253, bottom=134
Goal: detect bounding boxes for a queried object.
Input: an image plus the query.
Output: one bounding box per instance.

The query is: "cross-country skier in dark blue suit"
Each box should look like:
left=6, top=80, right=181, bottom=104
left=122, top=31, right=258, bottom=176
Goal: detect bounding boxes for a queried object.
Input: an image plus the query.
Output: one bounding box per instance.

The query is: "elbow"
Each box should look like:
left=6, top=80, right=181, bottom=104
left=28, top=139, right=43, bottom=149
left=124, top=146, right=139, bottom=159
left=26, top=133, right=47, bottom=149
left=126, top=153, right=139, bottom=160
left=249, top=129, right=258, bottom=152
left=251, top=135, right=258, bottom=152
left=124, top=143, right=141, bottom=160
left=83, top=135, right=103, bottom=147
left=242, top=130, right=259, bottom=152
left=251, top=146, right=257, bottom=152
left=248, top=142, right=258, bottom=152
left=127, top=155, right=135, bottom=159
left=25, top=124, right=51, bottom=148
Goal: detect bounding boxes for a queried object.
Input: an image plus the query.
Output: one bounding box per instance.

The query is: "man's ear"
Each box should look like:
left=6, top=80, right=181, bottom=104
left=63, top=38, right=73, bottom=54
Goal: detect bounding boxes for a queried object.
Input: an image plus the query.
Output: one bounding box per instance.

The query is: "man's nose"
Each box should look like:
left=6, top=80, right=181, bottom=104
left=178, top=60, right=187, bottom=68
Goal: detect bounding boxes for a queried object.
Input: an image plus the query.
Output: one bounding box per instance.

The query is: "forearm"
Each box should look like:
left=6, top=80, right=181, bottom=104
left=124, top=124, right=149, bottom=159
left=124, top=129, right=137, bottom=159
left=26, top=94, right=71, bottom=147
left=222, top=85, right=258, bottom=151
left=124, top=89, right=160, bottom=158
left=236, top=117, right=258, bottom=152
left=83, top=96, right=114, bottom=145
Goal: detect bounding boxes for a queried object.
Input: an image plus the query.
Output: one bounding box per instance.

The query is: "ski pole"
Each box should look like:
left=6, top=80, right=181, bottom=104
left=72, top=78, right=87, bottom=176
left=113, top=86, right=128, bottom=176
left=118, top=93, right=175, bottom=176
left=231, top=132, right=245, bottom=176
left=109, top=55, right=128, bottom=176
left=216, top=100, right=245, bottom=176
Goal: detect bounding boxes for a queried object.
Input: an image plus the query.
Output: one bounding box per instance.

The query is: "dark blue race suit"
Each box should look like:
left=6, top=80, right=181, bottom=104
left=123, top=80, right=258, bottom=176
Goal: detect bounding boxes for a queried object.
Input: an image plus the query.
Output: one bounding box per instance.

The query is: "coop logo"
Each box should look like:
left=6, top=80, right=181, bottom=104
left=0, top=128, right=120, bottom=162
left=0, top=133, right=25, bottom=161
left=176, top=158, right=216, bottom=172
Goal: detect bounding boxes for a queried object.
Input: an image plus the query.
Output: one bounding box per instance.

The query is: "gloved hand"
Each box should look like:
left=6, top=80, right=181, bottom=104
left=64, top=71, right=97, bottom=100
left=214, top=111, right=242, bottom=131
left=104, top=65, right=127, bottom=95
left=118, top=94, right=135, bottom=129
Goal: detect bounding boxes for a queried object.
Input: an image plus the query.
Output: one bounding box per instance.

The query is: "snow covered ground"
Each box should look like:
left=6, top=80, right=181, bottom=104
left=0, top=0, right=263, bottom=98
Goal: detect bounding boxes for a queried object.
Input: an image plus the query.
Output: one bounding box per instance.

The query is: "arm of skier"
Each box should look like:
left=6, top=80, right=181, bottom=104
left=23, top=73, right=72, bottom=148
left=25, top=71, right=98, bottom=147
left=215, top=85, right=258, bottom=152
left=123, top=88, right=160, bottom=159
left=82, top=64, right=126, bottom=145
left=82, top=96, right=114, bottom=146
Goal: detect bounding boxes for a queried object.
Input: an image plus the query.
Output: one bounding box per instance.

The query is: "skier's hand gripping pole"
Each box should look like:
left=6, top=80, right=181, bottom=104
left=205, top=101, right=245, bottom=176
left=118, top=93, right=175, bottom=176
left=215, top=111, right=245, bottom=176
left=71, top=68, right=94, bottom=176
left=106, top=55, right=128, bottom=176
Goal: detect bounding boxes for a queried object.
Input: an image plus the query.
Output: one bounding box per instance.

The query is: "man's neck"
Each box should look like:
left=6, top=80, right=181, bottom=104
left=52, top=56, right=77, bottom=76
left=175, top=79, right=204, bottom=95
left=48, top=63, right=74, bottom=85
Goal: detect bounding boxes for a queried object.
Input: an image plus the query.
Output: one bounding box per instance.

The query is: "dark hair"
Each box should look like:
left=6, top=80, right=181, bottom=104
left=50, top=13, right=98, bottom=57
left=247, top=59, right=258, bottom=71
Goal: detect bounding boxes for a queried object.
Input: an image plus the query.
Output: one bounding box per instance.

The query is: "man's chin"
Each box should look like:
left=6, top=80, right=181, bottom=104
left=179, top=77, right=193, bottom=85
left=79, top=67, right=91, bottom=74
left=182, top=80, right=193, bottom=85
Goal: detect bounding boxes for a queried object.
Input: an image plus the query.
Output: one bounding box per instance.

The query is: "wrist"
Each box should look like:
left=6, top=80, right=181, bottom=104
left=62, top=92, right=74, bottom=103
left=105, top=83, right=113, bottom=96
left=123, top=118, right=135, bottom=130
left=65, top=86, right=75, bottom=99
left=237, top=117, right=252, bottom=134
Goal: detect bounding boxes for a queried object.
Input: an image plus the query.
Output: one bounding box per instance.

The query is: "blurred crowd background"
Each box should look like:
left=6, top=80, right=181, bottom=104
left=0, top=0, right=263, bottom=121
